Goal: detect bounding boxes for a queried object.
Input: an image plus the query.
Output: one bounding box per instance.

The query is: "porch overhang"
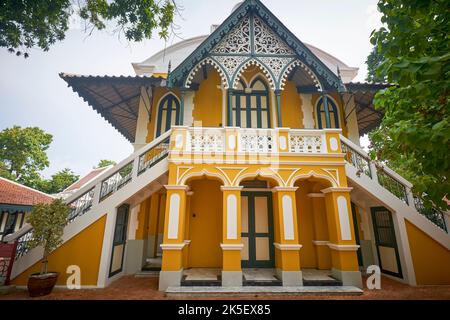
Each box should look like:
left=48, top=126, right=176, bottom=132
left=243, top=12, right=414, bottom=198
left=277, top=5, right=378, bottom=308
left=60, top=73, right=166, bottom=142
left=344, top=82, right=392, bottom=136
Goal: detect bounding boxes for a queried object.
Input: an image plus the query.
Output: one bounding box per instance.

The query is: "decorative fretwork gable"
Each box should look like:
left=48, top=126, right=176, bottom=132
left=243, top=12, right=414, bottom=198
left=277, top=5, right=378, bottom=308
left=168, top=0, right=344, bottom=92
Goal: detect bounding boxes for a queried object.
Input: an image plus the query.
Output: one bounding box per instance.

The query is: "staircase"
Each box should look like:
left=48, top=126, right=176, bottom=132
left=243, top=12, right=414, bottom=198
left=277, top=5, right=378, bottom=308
left=340, top=135, right=450, bottom=249
left=6, top=130, right=172, bottom=280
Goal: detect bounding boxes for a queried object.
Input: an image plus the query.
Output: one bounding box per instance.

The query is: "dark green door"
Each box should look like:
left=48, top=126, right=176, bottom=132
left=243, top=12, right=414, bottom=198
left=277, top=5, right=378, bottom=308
left=241, top=192, right=274, bottom=268
left=109, top=204, right=129, bottom=277
left=351, top=203, right=363, bottom=267
left=371, top=207, right=403, bottom=278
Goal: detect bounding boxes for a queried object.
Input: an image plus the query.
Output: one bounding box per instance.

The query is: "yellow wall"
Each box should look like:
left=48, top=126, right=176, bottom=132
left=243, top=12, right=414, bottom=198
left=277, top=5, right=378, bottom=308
left=312, top=93, right=349, bottom=137
left=406, top=220, right=450, bottom=285
left=187, top=179, right=223, bottom=268
left=12, top=215, right=107, bottom=286
left=295, top=185, right=317, bottom=268
left=193, top=70, right=223, bottom=127
left=146, top=88, right=180, bottom=143
left=281, top=81, right=303, bottom=129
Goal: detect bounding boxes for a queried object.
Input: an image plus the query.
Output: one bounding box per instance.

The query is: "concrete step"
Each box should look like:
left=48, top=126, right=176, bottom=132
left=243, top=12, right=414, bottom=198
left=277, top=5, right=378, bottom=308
left=0, top=285, right=16, bottom=295
left=135, top=271, right=160, bottom=277
left=166, top=286, right=363, bottom=297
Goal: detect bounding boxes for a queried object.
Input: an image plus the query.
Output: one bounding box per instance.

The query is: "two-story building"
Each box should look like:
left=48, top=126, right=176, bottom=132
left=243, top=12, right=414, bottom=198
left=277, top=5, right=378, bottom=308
left=7, top=0, right=450, bottom=293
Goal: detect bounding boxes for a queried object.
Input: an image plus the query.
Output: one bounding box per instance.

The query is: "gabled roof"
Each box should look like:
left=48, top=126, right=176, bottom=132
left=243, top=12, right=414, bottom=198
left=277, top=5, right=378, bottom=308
left=63, top=166, right=111, bottom=192
left=0, top=177, right=54, bottom=208
left=60, top=74, right=166, bottom=142
left=168, top=0, right=344, bottom=91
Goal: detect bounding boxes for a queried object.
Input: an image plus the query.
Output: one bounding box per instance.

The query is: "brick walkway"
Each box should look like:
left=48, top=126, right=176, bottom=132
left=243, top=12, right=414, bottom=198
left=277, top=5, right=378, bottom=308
left=1, top=275, right=449, bottom=300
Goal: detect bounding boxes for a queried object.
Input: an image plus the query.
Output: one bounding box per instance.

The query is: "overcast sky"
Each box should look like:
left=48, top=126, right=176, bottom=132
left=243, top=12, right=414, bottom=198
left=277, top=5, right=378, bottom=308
left=0, top=0, right=381, bottom=179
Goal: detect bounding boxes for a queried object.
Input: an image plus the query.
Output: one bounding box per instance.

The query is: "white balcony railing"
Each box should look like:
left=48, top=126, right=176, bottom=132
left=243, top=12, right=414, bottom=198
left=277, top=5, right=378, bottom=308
left=179, top=127, right=333, bottom=155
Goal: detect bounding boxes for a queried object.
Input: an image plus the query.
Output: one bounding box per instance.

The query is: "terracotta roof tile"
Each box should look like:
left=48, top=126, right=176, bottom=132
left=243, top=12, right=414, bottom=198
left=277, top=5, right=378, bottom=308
left=0, top=177, right=54, bottom=206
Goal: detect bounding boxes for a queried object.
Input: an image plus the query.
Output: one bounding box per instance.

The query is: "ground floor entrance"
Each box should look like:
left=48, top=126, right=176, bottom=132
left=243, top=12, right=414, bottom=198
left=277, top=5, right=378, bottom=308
left=241, top=192, right=275, bottom=268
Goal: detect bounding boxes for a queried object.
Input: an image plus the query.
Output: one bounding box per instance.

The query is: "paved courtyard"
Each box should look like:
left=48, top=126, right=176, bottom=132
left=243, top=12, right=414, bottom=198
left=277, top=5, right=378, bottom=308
left=1, top=275, right=449, bottom=300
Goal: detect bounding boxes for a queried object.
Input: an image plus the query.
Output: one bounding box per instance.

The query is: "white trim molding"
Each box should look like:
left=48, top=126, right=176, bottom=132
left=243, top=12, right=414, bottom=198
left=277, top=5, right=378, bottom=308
left=274, top=243, right=303, bottom=251
left=160, top=243, right=186, bottom=250
left=221, top=186, right=244, bottom=191
left=312, top=240, right=330, bottom=246
left=321, top=187, right=353, bottom=194
left=165, top=185, right=190, bottom=191
left=220, top=243, right=244, bottom=251
left=307, top=193, right=325, bottom=198
left=327, top=243, right=360, bottom=251
left=272, top=187, right=299, bottom=193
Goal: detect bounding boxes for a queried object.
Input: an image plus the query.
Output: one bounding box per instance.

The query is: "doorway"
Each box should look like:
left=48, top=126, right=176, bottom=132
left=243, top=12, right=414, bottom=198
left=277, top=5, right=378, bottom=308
left=371, top=207, right=403, bottom=278
left=241, top=192, right=275, bottom=268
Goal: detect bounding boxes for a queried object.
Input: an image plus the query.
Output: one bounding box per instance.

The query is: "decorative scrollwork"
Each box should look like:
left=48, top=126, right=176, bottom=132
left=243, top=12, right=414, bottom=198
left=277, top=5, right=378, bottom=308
left=213, top=16, right=251, bottom=54
left=253, top=16, right=294, bottom=55
left=290, top=134, right=323, bottom=153
left=232, top=58, right=276, bottom=90
left=280, top=59, right=323, bottom=91
left=212, top=55, right=247, bottom=83
left=258, top=56, right=294, bottom=81
left=185, top=58, right=229, bottom=89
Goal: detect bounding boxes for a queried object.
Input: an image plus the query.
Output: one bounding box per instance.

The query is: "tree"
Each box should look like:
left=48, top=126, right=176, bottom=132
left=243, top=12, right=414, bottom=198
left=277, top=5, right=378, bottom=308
left=368, top=0, right=449, bottom=209
left=96, top=159, right=116, bottom=168
left=27, top=199, right=70, bottom=274
left=366, top=47, right=387, bottom=83
left=39, top=168, right=80, bottom=194
left=1, top=0, right=176, bottom=57
left=0, top=126, right=53, bottom=188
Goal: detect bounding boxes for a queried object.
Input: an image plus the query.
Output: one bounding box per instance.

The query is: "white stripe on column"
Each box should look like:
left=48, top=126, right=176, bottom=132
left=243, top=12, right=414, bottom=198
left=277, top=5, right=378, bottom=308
left=227, top=194, right=238, bottom=240
left=282, top=195, right=295, bottom=240
left=168, top=193, right=181, bottom=239
left=337, top=196, right=352, bottom=241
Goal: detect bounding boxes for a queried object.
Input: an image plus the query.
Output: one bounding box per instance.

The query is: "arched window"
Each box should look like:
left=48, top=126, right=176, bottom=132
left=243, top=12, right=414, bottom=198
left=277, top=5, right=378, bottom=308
left=156, top=94, right=180, bottom=137
left=233, top=76, right=271, bottom=128
left=316, top=96, right=340, bottom=129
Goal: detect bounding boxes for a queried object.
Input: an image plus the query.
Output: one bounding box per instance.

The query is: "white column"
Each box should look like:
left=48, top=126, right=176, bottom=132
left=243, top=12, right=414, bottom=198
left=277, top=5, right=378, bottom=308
left=343, top=94, right=361, bottom=146
left=184, top=91, right=195, bottom=127
left=299, top=94, right=315, bottom=129
left=133, top=87, right=152, bottom=151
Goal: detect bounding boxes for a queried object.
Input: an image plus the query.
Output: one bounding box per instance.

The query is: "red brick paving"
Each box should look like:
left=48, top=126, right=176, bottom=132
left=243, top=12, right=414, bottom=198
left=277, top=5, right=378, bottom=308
left=1, top=275, right=449, bottom=300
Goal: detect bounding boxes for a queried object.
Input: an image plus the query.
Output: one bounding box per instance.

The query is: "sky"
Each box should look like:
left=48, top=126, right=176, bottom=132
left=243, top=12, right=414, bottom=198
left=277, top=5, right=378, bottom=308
left=0, top=0, right=381, bottom=179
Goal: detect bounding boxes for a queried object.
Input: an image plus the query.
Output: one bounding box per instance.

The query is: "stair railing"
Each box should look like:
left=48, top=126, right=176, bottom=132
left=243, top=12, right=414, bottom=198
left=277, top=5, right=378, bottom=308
left=340, top=135, right=448, bottom=233
left=3, top=130, right=173, bottom=259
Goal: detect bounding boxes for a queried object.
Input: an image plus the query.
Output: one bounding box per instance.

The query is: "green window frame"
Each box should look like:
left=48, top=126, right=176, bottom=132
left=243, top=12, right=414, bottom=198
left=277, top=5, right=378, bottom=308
left=156, top=94, right=180, bottom=138
left=316, top=96, right=340, bottom=129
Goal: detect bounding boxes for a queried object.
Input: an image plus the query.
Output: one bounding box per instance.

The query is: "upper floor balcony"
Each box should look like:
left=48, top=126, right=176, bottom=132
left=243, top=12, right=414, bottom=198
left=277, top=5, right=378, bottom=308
left=168, top=126, right=344, bottom=165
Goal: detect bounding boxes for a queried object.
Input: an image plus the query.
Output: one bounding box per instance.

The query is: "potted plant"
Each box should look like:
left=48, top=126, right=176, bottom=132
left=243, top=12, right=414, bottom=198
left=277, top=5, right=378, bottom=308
left=26, top=198, right=69, bottom=297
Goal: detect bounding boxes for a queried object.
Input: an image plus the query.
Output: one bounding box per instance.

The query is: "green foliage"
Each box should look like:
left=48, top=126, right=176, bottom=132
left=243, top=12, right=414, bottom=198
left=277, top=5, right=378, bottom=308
left=0, top=126, right=53, bottom=187
left=366, top=46, right=387, bottom=83
left=96, top=159, right=117, bottom=168
left=1, top=0, right=176, bottom=56
left=368, top=0, right=450, bottom=209
left=27, top=199, right=70, bottom=274
left=39, top=168, right=80, bottom=194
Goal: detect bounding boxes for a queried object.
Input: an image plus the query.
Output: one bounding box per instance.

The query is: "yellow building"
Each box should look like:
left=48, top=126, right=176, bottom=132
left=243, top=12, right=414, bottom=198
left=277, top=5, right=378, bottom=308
left=7, top=0, right=450, bottom=292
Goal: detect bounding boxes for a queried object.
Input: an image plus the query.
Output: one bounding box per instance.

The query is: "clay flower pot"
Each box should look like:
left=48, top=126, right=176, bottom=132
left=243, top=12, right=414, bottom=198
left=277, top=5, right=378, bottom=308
left=27, top=272, right=59, bottom=297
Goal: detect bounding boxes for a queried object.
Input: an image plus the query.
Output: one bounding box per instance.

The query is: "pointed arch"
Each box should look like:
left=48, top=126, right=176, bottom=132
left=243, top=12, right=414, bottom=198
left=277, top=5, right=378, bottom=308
left=288, top=170, right=338, bottom=188
left=232, top=58, right=276, bottom=90
left=155, top=92, right=180, bottom=138
left=185, top=57, right=229, bottom=89
left=279, top=59, right=323, bottom=91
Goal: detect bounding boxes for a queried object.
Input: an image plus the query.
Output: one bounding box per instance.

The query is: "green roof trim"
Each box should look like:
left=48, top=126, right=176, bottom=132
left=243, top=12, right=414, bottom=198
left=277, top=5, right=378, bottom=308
left=168, top=0, right=344, bottom=92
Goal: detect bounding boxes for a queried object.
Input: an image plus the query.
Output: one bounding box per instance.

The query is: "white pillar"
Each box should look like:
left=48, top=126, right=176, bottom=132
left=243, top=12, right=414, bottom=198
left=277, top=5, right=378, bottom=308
left=299, top=94, right=315, bottom=129
left=184, top=91, right=195, bottom=127
left=133, top=87, right=152, bottom=151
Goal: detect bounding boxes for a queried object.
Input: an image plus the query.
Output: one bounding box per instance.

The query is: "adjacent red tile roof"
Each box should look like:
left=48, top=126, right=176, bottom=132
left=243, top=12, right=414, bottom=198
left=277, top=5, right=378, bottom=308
left=64, top=166, right=110, bottom=192
left=0, top=177, right=54, bottom=206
